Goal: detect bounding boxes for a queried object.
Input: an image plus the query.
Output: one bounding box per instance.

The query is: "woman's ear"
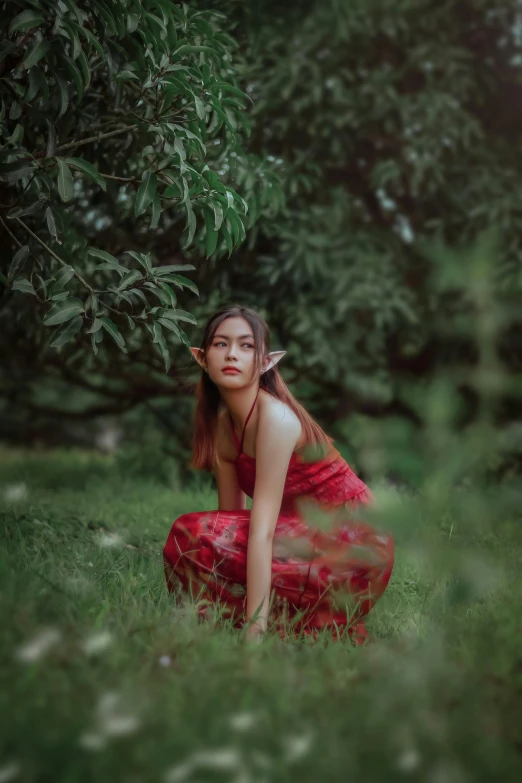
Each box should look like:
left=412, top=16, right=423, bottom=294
left=263, top=350, right=286, bottom=373
left=190, top=347, right=207, bottom=371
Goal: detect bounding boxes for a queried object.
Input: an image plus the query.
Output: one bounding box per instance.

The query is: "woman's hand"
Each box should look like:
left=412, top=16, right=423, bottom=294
left=246, top=621, right=265, bottom=645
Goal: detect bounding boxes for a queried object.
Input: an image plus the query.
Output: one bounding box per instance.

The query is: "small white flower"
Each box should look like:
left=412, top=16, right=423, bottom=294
left=103, top=716, right=140, bottom=737
left=229, top=712, right=258, bottom=732
left=95, top=691, right=140, bottom=737
left=82, top=632, right=113, bottom=656
left=159, top=655, right=171, bottom=667
left=283, top=733, right=313, bottom=763
left=191, top=749, right=241, bottom=770
left=164, top=748, right=241, bottom=782
left=164, top=761, right=194, bottom=783
left=0, top=762, right=20, bottom=783
left=396, top=748, right=421, bottom=772
left=98, top=532, right=123, bottom=549
left=15, top=629, right=61, bottom=663
left=78, top=733, right=107, bottom=752
left=3, top=483, right=28, bottom=503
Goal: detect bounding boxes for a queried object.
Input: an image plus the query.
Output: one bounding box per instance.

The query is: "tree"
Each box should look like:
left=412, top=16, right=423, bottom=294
left=0, top=0, right=281, bottom=376
left=196, top=0, right=522, bottom=430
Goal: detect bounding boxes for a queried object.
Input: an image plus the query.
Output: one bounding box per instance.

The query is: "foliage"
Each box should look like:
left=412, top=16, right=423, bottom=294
left=1, top=0, right=522, bottom=454
left=201, top=0, right=522, bottom=417
left=0, top=0, right=282, bottom=372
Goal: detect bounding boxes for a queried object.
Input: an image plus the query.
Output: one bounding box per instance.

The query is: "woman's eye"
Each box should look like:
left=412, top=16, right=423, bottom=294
left=242, top=343, right=254, bottom=349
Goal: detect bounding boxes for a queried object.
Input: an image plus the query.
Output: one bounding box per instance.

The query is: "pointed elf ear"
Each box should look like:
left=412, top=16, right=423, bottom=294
left=262, top=350, right=286, bottom=374
left=190, top=347, right=207, bottom=371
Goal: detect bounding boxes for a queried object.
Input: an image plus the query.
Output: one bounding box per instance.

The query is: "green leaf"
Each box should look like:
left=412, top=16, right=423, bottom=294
left=8, top=124, right=24, bottom=146
left=77, top=49, right=91, bottom=91
left=227, top=209, right=245, bottom=244
left=125, top=313, right=136, bottom=331
left=66, top=157, right=107, bottom=191
left=212, top=82, right=253, bottom=105
left=62, top=54, right=83, bottom=103
left=9, top=10, right=45, bottom=33
left=46, top=207, right=59, bottom=243
left=203, top=208, right=218, bottom=258
left=125, top=251, right=153, bottom=274
left=95, top=262, right=128, bottom=277
left=221, top=221, right=233, bottom=257
left=194, top=96, right=205, bottom=120
left=46, top=119, right=57, bottom=158
left=162, top=308, right=197, bottom=325
left=158, top=281, right=177, bottom=307
left=155, top=264, right=195, bottom=275
left=183, top=198, right=196, bottom=249
left=7, top=200, right=45, bottom=219
left=173, top=45, right=215, bottom=59
left=154, top=328, right=171, bottom=373
left=8, top=247, right=29, bottom=283
left=158, top=317, right=181, bottom=337
left=26, top=66, right=48, bottom=102
left=12, top=278, right=37, bottom=295
left=85, top=293, right=99, bottom=314
left=44, top=297, right=84, bottom=326
left=90, top=332, right=98, bottom=355
left=20, top=39, right=50, bottom=70
left=87, top=248, right=120, bottom=264
left=9, top=101, right=21, bottom=120
left=73, top=22, right=105, bottom=58
left=118, top=269, right=143, bottom=290
left=128, top=287, right=148, bottom=304
left=150, top=191, right=161, bottom=229
left=211, top=199, right=224, bottom=231
left=52, top=265, right=75, bottom=290
left=0, top=161, right=35, bottom=183
left=100, top=317, right=127, bottom=352
left=86, top=318, right=102, bottom=334
left=50, top=67, right=69, bottom=118
left=152, top=322, right=162, bottom=344
left=168, top=274, right=199, bottom=296
left=56, top=159, right=74, bottom=202
left=49, top=314, right=83, bottom=348
left=135, top=170, right=157, bottom=217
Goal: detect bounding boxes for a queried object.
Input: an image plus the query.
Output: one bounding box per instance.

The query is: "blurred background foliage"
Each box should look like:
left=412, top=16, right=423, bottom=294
left=1, top=0, right=521, bottom=488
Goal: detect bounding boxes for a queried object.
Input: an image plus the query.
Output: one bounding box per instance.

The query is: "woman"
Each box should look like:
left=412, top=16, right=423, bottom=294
left=163, top=305, right=394, bottom=644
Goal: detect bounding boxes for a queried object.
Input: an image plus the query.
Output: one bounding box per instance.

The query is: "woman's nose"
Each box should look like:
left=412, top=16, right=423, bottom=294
left=225, top=345, right=238, bottom=360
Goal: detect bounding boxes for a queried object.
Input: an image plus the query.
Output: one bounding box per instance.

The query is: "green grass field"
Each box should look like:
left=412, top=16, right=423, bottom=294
left=1, top=448, right=521, bottom=782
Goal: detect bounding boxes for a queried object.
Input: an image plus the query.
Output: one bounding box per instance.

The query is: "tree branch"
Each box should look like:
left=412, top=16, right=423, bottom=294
left=0, top=216, right=23, bottom=249
left=15, top=218, right=93, bottom=293
left=34, top=125, right=139, bottom=159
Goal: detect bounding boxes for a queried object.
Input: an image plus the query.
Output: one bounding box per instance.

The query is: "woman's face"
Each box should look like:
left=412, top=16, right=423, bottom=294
left=205, top=316, right=259, bottom=387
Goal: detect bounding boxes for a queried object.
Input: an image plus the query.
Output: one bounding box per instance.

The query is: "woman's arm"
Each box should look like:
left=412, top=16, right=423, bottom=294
left=246, top=402, right=301, bottom=639
left=214, top=457, right=246, bottom=511
left=214, top=412, right=246, bottom=511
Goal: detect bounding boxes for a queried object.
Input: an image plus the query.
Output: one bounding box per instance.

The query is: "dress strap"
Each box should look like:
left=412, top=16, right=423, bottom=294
left=229, top=389, right=260, bottom=458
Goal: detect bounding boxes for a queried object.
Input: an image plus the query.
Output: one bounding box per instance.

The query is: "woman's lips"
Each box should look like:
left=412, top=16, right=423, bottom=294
left=222, top=368, right=240, bottom=374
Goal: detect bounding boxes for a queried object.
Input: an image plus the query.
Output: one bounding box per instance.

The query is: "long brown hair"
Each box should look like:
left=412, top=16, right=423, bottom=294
left=190, top=305, right=333, bottom=471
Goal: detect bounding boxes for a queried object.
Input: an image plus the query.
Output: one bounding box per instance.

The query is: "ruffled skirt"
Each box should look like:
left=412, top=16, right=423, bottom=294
left=163, top=496, right=394, bottom=644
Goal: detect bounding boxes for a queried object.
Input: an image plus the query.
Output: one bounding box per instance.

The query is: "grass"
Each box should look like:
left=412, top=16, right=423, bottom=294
left=1, top=447, right=522, bottom=782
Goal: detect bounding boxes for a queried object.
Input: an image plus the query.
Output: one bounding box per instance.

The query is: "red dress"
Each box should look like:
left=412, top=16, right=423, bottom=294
left=163, top=394, right=394, bottom=644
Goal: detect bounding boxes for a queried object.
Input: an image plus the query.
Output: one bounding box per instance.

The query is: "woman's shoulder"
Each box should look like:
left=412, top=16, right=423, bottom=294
left=258, top=391, right=303, bottom=447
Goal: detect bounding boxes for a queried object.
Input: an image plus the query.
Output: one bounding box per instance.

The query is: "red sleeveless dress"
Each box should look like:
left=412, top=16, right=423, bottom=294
left=163, top=395, right=394, bottom=643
